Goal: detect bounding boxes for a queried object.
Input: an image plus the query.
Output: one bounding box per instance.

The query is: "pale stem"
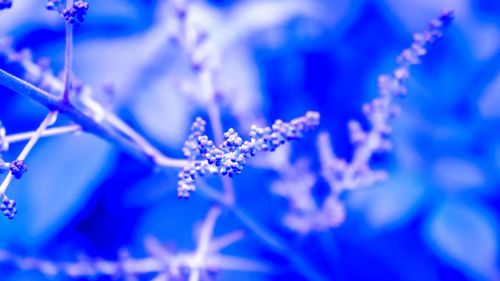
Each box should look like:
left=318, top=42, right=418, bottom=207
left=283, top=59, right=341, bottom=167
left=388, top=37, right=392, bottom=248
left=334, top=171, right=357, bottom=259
left=189, top=206, right=221, bottom=281
left=207, top=101, right=235, bottom=206
left=209, top=231, right=245, bottom=253
left=0, top=111, right=58, bottom=194
left=5, top=125, right=81, bottom=144
left=0, top=69, right=188, bottom=168
left=62, top=0, right=74, bottom=103
left=103, top=113, right=188, bottom=168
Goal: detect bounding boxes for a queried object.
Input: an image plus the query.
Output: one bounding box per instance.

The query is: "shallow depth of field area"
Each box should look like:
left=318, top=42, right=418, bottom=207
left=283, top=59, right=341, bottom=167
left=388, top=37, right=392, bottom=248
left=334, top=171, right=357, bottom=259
left=0, top=0, right=499, bottom=280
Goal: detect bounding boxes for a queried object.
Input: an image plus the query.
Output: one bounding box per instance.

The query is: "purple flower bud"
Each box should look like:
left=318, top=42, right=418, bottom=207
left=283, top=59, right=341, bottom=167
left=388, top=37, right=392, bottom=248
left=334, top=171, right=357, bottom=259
left=178, top=112, right=320, bottom=198
left=9, top=159, right=27, bottom=179
left=0, top=193, right=17, bottom=220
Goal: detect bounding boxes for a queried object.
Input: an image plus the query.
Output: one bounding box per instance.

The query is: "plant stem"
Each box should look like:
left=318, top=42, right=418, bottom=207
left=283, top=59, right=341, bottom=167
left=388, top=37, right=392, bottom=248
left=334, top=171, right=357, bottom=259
left=0, top=111, right=58, bottom=194
left=5, top=125, right=81, bottom=144
left=62, top=0, right=73, bottom=103
left=17, top=111, right=58, bottom=161
left=0, top=69, right=188, bottom=168
left=198, top=183, right=328, bottom=281
left=206, top=95, right=235, bottom=206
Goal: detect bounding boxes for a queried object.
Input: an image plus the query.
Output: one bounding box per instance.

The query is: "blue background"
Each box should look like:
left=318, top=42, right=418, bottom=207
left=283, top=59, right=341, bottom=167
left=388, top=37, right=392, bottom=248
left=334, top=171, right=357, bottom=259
left=0, top=0, right=499, bottom=280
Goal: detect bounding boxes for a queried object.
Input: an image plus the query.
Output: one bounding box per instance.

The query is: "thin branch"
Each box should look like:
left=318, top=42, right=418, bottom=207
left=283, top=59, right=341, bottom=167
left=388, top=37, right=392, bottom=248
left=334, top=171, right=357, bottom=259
left=206, top=94, right=235, bottom=206
left=5, top=125, right=81, bottom=144
left=17, top=111, right=58, bottom=161
left=189, top=206, right=221, bottom=281
left=62, top=0, right=74, bottom=103
left=0, top=111, right=58, bottom=194
left=0, top=69, right=188, bottom=168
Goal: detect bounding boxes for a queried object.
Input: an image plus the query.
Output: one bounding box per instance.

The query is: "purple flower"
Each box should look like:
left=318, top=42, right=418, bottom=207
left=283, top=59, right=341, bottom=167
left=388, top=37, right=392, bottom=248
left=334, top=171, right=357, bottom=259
left=47, top=0, right=89, bottom=24
left=62, top=0, right=89, bottom=24
left=0, top=193, right=17, bottom=220
left=9, top=159, right=27, bottom=179
left=177, top=111, right=320, bottom=198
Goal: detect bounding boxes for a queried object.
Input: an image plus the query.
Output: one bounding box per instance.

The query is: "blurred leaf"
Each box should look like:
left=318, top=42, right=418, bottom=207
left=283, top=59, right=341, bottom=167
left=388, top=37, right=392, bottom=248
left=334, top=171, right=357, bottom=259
left=122, top=171, right=176, bottom=208
left=432, top=157, right=485, bottom=192
left=478, top=74, right=500, bottom=119
left=0, top=134, right=114, bottom=248
left=348, top=174, right=426, bottom=231
left=424, top=200, right=499, bottom=280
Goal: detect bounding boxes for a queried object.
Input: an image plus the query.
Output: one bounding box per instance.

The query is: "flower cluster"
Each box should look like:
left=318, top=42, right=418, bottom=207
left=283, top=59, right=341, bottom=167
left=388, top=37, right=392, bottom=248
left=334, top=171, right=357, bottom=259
left=0, top=0, right=12, bottom=10
left=47, top=0, right=89, bottom=24
left=182, top=117, right=207, bottom=160
left=354, top=10, right=454, bottom=163
left=9, top=159, right=27, bottom=179
left=269, top=11, right=454, bottom=234
left=178, top=111, right=320, bottom=198
left=0, top=193, right=17, bottom=220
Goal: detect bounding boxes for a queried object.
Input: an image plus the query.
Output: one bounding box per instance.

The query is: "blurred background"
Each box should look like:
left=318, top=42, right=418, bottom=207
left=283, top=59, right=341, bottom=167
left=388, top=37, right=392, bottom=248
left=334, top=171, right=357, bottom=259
left=0, top=0, right=499, bottom=280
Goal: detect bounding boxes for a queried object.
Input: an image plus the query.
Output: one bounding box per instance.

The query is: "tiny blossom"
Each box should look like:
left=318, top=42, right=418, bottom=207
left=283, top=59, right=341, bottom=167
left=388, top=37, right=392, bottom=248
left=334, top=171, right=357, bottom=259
left=0, top=193, right=17, bottom=220
left=0, top=0, right=12, bottom=10
left=62, top=0, right=89, bottom=24
left=9, top=159, right=27, bottom=179
left=182, top=117, right=207, bottom=160
left=47, top=0, right=89, bottom=24
left=177, top=111, right=320, bottom=198
left=46, top=0, right=64, bottom=12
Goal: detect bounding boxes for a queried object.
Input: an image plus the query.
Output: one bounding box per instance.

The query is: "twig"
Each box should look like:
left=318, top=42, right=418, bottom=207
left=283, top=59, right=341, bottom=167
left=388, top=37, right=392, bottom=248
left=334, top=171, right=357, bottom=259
left=5, top=125, right=81, bottom=143
left=62, top=0, right=74, bottom=103
left=0, top=111, right=58, bottom=194
left=0, top=69, right=188, bottom=168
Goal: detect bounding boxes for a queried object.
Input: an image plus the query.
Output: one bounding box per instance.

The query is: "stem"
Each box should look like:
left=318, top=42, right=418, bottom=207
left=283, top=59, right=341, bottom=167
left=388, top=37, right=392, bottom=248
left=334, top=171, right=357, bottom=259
left=207, top=100, right=235, bottom=206
left=0, top=69, right=188, bottom=168
left=104, top=113, right=188, bottom=168
left=0, top=111, right=58, bottom=194
left=198, top=184, right=328, bottom=281
left=0, top=174, right=12, bottom=195
left=190, top=206, right=221, bottom=281
left=17, top=111, right=58, bottom=161
left=62, top=0, right=73, bottom=103
left=5, top=125, right=81, bottom=144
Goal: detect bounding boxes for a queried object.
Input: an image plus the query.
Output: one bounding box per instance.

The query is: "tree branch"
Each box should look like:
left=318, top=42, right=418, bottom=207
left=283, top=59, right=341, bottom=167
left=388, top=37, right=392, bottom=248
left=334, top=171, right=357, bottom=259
left=0, top=68, right=188, bottom=168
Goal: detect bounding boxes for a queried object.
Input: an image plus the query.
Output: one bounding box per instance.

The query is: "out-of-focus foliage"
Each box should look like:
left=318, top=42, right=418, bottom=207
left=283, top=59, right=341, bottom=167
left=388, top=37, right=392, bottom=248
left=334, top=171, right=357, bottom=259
left=0, top=0, right=499, bottom=280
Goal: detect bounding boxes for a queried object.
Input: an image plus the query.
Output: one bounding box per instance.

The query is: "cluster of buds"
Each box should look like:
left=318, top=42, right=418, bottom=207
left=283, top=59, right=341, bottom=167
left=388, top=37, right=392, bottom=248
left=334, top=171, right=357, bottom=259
left=182, top=117, right=207, bottom=160
left=0, top=194, right=17, bottom=220
left=272, top=11, right=454, bottom=234
left=178, top=111, right=320, bottom=198
left=9, top=159, right=27, bottom=179
left=47, top=0, right=89, bottom=24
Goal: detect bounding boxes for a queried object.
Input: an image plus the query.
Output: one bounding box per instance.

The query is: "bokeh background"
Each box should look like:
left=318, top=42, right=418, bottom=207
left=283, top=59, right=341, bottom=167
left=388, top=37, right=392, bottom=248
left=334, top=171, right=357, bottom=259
left=0, top=0, right=499, bottom=280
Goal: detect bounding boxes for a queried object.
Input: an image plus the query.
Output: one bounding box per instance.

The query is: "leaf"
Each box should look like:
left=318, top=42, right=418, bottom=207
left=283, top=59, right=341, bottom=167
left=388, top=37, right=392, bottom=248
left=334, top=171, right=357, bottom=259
left=0, top=134, right=114, bottom=249
left=347, top=174, right=426, bottom=230
left=478, top=74, right=500, bottom=119
left=432, top=157, right=485, bottom=192
left=122, top=171, right=175, bottom=208
left=424, top=200, right=499, bottom=280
